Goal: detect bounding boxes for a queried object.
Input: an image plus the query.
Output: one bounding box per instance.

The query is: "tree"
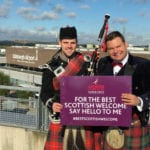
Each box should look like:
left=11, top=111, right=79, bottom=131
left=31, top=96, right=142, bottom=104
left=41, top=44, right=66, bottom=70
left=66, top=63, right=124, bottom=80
left=0, top=71, right=11, bottom=85
left=0, top=71, right=11, bottom=95
left=0, top=71, right=35, bottom=98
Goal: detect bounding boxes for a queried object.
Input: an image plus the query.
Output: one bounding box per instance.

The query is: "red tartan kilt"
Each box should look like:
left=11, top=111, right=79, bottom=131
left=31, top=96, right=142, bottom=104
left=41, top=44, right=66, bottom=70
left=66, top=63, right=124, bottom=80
left=85, top=121, right=150, bottom=150
left=102, top=121, right=150, bottom=150
left=85, top=126, right=103, bottom=150
left=44, top=123, right=63, bottom=150
left=85, top=127, right=125, bottom=150
left=123, top=121, right=150, bottom=150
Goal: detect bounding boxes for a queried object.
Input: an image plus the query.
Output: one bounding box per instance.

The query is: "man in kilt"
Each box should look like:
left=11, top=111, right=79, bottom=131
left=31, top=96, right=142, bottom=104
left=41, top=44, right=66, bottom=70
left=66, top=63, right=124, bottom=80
left=86, top=31, right=150, bottom=150
left=40, top=26, right=92, bottom=150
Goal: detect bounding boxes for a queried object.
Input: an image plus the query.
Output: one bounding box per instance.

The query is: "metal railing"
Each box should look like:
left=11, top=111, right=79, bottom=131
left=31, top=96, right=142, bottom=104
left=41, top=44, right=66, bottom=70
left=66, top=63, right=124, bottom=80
left=0, top=85, right=49, bottom=131
left=0, top=85, right=149, bottom=132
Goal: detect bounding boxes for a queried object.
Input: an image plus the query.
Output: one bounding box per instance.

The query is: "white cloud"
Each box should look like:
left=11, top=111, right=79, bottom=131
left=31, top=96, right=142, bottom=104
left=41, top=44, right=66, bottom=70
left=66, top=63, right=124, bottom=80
left=24, top=0, right=45, bottom=5
left=0, top=27, right=55, bottom=42
left=53, top=4, right=64, bottom=13
left=17, top=7, right=38, bottom=14
left=17, top=7, right=58, bottom=20
left=66, top=12, right=76, bottom=18
left=0, top=0, right=12, bottom=18
left=80, top=4, right=90, bottom=9
left=40, top=11, right=58, bottom=20
left=112, top=17, right=128, bottom=24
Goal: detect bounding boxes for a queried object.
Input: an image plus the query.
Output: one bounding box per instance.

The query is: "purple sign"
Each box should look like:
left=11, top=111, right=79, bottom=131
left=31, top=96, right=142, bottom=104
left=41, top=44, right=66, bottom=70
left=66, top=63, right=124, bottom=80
left=60, top=76, right=132, bottom=127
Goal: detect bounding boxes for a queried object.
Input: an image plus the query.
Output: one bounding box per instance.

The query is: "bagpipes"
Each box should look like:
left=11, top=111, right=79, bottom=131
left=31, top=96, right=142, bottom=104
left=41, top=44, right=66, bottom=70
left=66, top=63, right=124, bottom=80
left=86, top=13, right=110, bottom=75
left=39, top=14, right=110, bottom=122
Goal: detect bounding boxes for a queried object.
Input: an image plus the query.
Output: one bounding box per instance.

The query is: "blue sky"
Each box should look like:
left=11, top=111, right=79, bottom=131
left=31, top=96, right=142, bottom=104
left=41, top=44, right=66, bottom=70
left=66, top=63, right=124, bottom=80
left=0, top=0, right=150, bottom=45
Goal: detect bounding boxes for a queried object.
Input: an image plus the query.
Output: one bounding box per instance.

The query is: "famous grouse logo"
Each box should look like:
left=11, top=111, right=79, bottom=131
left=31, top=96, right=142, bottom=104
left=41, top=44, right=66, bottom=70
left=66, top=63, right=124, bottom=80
left=88, top=78, right=104, bottom=92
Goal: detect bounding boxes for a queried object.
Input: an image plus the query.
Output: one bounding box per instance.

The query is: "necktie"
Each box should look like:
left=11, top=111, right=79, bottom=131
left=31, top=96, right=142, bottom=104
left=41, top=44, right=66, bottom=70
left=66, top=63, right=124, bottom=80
left=112, top=62, right=123, bottom=68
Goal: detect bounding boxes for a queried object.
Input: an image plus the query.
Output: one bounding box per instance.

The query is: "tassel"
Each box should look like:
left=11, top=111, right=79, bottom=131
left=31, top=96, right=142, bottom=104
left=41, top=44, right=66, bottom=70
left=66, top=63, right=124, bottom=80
left=75, top=128, right=86, bottom=150
left=66, top=129, right=74, bottom=150
left=65, top=127, right=86, bottom=150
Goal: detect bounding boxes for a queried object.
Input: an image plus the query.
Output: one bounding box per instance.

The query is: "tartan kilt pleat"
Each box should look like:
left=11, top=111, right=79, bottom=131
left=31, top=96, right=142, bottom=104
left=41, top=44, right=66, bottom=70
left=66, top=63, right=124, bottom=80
left=85, top=127, right=103, bottom=150
left=103, top=121, right=150, bottom=150
left=85, top=122, right=150, bottom=150
left=123, top=122, right=150, bottom=150
left=44, top=123, right=63, bottom=150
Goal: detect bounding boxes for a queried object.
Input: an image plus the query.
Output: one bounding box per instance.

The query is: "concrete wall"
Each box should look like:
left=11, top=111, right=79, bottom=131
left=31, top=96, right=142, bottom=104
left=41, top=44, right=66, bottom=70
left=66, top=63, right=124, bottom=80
left=0, top=126, right=47, bottom=150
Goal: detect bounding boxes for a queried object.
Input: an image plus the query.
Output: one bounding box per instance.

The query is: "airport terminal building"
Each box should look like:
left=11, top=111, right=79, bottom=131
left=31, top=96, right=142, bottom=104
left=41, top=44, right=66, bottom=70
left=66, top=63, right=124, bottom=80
left=0, top=45, right=59, bottom=88
left=0, top=44, right=150, bottom=88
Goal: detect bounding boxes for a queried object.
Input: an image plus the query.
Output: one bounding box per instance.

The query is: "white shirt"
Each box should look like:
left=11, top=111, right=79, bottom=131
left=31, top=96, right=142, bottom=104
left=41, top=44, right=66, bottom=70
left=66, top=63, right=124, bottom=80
left=113, top=54, right=129, bottom=75
left=113, top=53, right=143, bottom=111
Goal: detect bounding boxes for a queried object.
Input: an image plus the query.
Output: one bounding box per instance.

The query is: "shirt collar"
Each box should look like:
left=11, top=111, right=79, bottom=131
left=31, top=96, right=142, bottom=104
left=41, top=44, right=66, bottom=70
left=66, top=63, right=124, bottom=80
left=121, top=53, right=129, bottom=66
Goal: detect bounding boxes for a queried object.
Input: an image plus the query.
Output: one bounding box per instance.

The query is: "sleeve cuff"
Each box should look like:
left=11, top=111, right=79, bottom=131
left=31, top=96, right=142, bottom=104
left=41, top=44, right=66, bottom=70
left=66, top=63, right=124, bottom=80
left=45, top=98, right=53, bottom=107
left=137, top=97, right=143, bottom=112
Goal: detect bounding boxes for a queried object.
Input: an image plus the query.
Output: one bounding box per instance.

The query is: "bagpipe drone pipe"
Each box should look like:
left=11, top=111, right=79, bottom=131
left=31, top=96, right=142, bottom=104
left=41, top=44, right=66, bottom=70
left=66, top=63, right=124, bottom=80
left=86, top=13, right=110, bottom=75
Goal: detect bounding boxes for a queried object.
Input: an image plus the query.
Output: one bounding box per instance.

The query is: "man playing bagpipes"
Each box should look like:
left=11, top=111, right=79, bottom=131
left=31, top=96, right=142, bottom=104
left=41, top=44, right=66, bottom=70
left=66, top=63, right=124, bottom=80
left=40, top=26, right=98, bottom=150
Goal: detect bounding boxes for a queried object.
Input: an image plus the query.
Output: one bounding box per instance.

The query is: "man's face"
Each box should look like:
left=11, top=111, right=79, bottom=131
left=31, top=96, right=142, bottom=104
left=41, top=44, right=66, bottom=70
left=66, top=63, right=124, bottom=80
left=59, top=39, right=77, bottom=57
left=107, top=37, right=128, bottom=62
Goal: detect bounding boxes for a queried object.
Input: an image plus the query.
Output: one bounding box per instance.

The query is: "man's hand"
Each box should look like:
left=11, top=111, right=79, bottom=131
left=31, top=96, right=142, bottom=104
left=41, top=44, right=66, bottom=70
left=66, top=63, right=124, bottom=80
left=121, top=93, right=140, bottom=106
left=52, top=102, right=63, bottom=113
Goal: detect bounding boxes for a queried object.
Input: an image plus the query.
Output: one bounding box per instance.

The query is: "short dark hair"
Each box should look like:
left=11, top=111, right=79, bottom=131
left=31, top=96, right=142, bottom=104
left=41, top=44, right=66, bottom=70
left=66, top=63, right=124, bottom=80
left=59, top=26, right=77, bottom=40
left=106, top=31, right=125, bottom=43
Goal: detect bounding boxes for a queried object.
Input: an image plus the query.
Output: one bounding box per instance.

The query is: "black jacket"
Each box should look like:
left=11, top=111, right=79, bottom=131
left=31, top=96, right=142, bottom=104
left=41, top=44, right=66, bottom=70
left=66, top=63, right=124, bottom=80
left=96, top=54, right=150, bottom=126
left=40, top=50, right=90, bottom=105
